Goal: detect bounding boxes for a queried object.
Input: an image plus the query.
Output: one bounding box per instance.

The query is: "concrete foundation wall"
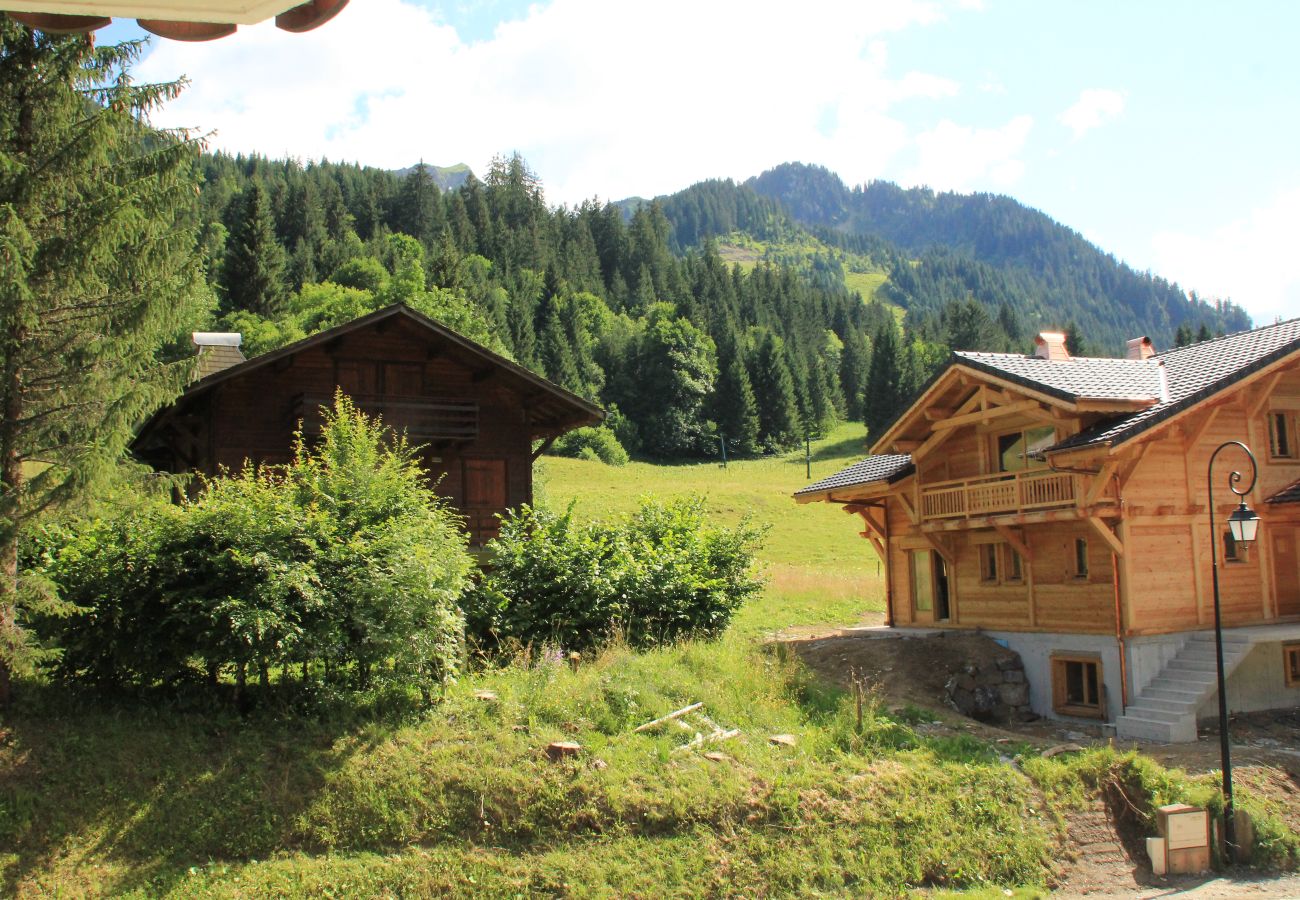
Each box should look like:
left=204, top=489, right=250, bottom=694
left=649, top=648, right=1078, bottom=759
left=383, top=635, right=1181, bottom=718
left=985, top=631, right=1124, bottom=723
left=1195, top=642, right=1300, bottom=722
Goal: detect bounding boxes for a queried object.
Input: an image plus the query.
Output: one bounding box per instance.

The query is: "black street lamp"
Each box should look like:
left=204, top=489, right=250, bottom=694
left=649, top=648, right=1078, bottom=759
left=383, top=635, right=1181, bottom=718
left=1206, top=440, right=1261, bottom=865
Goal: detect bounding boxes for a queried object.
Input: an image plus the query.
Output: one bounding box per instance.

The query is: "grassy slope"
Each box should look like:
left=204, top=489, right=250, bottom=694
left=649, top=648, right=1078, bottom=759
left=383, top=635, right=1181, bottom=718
left=2, top=424, right=1295, bottom=896
left=541, top=422, right=884, bottom=636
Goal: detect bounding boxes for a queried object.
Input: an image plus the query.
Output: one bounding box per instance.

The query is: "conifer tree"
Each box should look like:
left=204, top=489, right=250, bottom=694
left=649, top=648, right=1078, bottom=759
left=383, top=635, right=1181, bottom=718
left=864, top=324, right=904, bottom=441
left=713, top=340, right=761, bottom=456
left=752, top=332, right=801, bottom=452
left=0, top=23, right=206, bottom=703
left=222, top=181, right=286, bottom=316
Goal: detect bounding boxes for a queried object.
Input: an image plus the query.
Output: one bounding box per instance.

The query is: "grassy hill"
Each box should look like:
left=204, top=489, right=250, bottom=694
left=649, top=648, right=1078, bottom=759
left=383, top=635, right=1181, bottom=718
left=3, top=428, right=1297, bottom=896
left=543, top=422, right=885, bottom=637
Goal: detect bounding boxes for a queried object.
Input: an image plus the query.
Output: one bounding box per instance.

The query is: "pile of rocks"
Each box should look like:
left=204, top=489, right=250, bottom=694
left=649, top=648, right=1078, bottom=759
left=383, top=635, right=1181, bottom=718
left=944, top=650, right=1036, bottom=723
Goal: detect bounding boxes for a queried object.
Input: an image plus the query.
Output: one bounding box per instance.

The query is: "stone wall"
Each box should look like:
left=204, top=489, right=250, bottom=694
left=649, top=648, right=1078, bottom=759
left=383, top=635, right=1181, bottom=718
left=944, top=647, right=1035, bottom=723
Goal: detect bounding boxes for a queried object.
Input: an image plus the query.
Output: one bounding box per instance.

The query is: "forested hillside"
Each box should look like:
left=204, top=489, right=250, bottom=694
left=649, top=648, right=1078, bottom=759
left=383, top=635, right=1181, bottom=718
left=744, top=162, right=1251, bottom=352
left=194, top=152, right=1251, bottom=461
left=197, top=153, right=891, bottom=459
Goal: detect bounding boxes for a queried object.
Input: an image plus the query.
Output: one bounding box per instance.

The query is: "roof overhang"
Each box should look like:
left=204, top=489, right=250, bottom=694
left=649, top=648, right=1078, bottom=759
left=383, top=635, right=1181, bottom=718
left=132, top=303, right=604, bottom=452
left=4, top=0, right=347, bottom=39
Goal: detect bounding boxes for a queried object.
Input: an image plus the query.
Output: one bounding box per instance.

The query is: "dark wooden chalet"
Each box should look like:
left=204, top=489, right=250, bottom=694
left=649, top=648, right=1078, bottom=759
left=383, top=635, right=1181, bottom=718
left=132, top=304, right=603, bottom=545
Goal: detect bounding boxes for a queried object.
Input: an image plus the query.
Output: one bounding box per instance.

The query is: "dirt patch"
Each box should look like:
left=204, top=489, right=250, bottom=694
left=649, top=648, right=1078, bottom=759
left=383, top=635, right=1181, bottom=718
left=783, top=630, right=1029, bottom=718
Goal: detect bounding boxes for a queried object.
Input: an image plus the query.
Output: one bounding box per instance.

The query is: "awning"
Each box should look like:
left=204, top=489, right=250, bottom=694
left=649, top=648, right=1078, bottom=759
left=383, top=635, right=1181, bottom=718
left=4, top=0, right=347, bottom=40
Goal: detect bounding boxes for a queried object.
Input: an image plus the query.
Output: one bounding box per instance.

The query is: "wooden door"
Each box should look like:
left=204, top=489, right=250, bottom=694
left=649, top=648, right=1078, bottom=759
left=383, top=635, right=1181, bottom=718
left=1274, top=530, right=1300, bottom=619
left=463, top=458, right=507, bottom=545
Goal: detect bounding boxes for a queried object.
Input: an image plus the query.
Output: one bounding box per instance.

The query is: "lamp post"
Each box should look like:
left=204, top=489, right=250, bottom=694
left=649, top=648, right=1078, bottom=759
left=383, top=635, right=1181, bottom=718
left=1206, top=440, right=1261, bottom=866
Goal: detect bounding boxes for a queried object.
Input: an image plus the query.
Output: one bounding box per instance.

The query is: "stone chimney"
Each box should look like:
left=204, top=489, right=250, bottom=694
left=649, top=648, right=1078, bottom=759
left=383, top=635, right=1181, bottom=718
left=1125, top=336, right=1156, bottom=360
left=193, top=332, right=245, bottom=380
left=1034, top=331, right=1069, bottom=361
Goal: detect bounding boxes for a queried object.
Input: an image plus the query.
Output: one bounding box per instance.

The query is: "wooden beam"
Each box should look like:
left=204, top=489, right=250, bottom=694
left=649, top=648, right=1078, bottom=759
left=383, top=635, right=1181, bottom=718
left=910, top=424, right=959, bottom=462
left=1081, top=460, right=1119, bottom=507
left=530, top=434, right=558, bottom=461
left=1248, top=372, right=1284, bottom=419
left=1086, top=516, right=1124, bottom=556
left=1183, top=406, right=1221, bottom=451
left=921, top=532, right=954, bottom=565
left=896, top=492, right=919, bottom=526
left=992, top=522, right=1034, bottom=562
left=923, top=407, right=955, bottom=421
left=931, top=400, right=1041, bottom=432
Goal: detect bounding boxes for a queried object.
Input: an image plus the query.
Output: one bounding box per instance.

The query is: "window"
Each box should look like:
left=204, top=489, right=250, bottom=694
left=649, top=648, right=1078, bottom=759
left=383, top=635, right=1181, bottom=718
left=979, top=544, right=999, bottom=583
left=1269, top=412, right=1296, bottom=460
left=997, top=426, right=1056, bottom=473
left=1223, top=530, right=1250, bottom=564
left=1006, top=547, right=1024, bottom=583
left=1052, top=655, right=1104, bottom=718
left=1073, top=537, right=1090, bottom=580
left=1285, top=644, right=1300, bottom=688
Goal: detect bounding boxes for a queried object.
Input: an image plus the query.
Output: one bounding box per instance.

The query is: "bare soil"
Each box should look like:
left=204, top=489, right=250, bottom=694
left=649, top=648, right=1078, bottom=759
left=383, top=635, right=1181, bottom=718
left=778, top=630, right=1300, bottom=897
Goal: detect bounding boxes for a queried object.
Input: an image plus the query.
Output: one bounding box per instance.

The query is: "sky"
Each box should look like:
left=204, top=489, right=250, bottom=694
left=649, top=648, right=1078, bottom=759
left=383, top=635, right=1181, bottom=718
left=106, top=0, right=1300, bottom=326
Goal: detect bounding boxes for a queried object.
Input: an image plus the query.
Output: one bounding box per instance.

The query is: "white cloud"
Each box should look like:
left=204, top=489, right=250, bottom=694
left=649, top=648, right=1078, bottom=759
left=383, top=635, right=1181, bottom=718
left=134, top=0, right=964, bottom=204
left=905, top=114, right=1032, bottom=191
left=1058, top=88, right=1126, bottom=140
left=1151, top=186, right=1300, bottom=325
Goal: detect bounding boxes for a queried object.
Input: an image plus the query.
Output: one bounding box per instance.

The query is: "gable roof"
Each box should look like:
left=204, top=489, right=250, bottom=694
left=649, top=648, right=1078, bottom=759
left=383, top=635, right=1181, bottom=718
left=802, top=318, right=1300, bottom=503
left=953, top=352, right=1168, bottom=405
left=794, top=453, right=913, bottom=500
left=133, top=304, right=603, bottom=446
left=1053, top=317, right=1300, bottom=453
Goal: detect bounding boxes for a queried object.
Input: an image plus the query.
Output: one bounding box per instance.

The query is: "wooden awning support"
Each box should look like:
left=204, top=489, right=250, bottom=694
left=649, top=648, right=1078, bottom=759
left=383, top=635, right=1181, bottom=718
left=991, top=522, right=1034, bottom=562
left=531, top=434, right=558, bottom=462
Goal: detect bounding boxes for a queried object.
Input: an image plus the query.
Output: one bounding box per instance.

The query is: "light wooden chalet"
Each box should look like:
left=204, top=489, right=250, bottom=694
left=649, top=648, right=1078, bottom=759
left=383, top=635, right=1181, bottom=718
left=133, top=304, right=603, bottom=546
left=797, top=324, right=1300, bottom=741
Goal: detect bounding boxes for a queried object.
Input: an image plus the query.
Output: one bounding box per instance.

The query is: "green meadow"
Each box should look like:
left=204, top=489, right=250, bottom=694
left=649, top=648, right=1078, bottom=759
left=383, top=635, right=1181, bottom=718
left=3, top=423, right=1296, bottom=897
left=541, top=422, right=886, bottom=636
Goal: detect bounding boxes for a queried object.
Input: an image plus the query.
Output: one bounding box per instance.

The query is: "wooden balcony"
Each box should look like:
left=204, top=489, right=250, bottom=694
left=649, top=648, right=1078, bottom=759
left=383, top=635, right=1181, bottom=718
left=920, top=469, right=1076, bottom=521
left=292, top=393, right=478, bottom=443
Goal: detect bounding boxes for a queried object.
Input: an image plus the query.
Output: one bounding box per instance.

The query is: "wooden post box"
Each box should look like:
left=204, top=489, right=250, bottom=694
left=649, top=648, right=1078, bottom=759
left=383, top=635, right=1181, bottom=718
left=1156, top=804, right=1210, bottom=874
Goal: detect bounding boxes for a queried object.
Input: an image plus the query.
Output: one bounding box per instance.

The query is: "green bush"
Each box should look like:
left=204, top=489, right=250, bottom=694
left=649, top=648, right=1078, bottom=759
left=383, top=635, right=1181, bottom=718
left=550, top=425, right=629, bottom=466
left=465, top=498, right=765, bottom=653
left=32, top=394, right=472, bottom=700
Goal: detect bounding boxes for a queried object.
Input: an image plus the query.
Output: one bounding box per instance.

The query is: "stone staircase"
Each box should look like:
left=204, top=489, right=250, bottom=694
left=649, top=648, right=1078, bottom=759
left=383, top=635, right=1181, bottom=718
left=1115, top=633, right=1254, bottom=743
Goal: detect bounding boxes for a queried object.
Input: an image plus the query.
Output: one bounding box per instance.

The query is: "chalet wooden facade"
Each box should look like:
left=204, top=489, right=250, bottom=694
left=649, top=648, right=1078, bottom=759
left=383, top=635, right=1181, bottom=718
left=797, top=324, right=1300, bottom=741
left=133, top=304, right=603, bottom=546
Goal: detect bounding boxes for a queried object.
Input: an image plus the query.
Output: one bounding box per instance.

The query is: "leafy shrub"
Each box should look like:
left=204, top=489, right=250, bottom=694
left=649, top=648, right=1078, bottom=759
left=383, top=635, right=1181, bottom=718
left=465, top=498, right=764, bottom=653
left=32, top=394, right=472, bottom=700
left=550, top=425, right=629, bottom=466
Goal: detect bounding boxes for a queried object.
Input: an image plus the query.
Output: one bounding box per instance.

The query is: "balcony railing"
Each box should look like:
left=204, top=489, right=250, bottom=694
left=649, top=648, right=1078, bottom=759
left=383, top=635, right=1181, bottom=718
left=920, top=469, right=1076, bottom=521
left=292, top=393, right=478, bottom=442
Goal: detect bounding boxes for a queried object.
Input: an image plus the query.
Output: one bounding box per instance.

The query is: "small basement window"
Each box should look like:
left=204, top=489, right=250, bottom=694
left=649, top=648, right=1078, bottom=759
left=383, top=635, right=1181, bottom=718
left=1269, top=411, right=1296, bottom=460
left=1073, top=537, right=1090, bottom=580
left=1052, top=655, right=1104, bottom=718
left=979, top=543, right=999, bottom=583
left=1285, top=644, right=1300, bottom=688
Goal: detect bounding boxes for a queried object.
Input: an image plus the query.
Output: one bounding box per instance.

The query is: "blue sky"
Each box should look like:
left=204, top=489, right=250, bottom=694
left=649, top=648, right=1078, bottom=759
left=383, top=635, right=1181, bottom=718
left=120, top=0, right=1300, bottom=326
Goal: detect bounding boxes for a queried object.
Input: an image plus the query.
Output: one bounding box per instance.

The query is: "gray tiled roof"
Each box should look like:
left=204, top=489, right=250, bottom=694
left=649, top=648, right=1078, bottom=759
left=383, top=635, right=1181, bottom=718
left=795, top=453, right=914, bottom=496
left=1266, top=478, right=1300, bottom=506
left=955, top=351, right=1167, bottom=403
left=1053, top=317, right=1300, bottom=452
